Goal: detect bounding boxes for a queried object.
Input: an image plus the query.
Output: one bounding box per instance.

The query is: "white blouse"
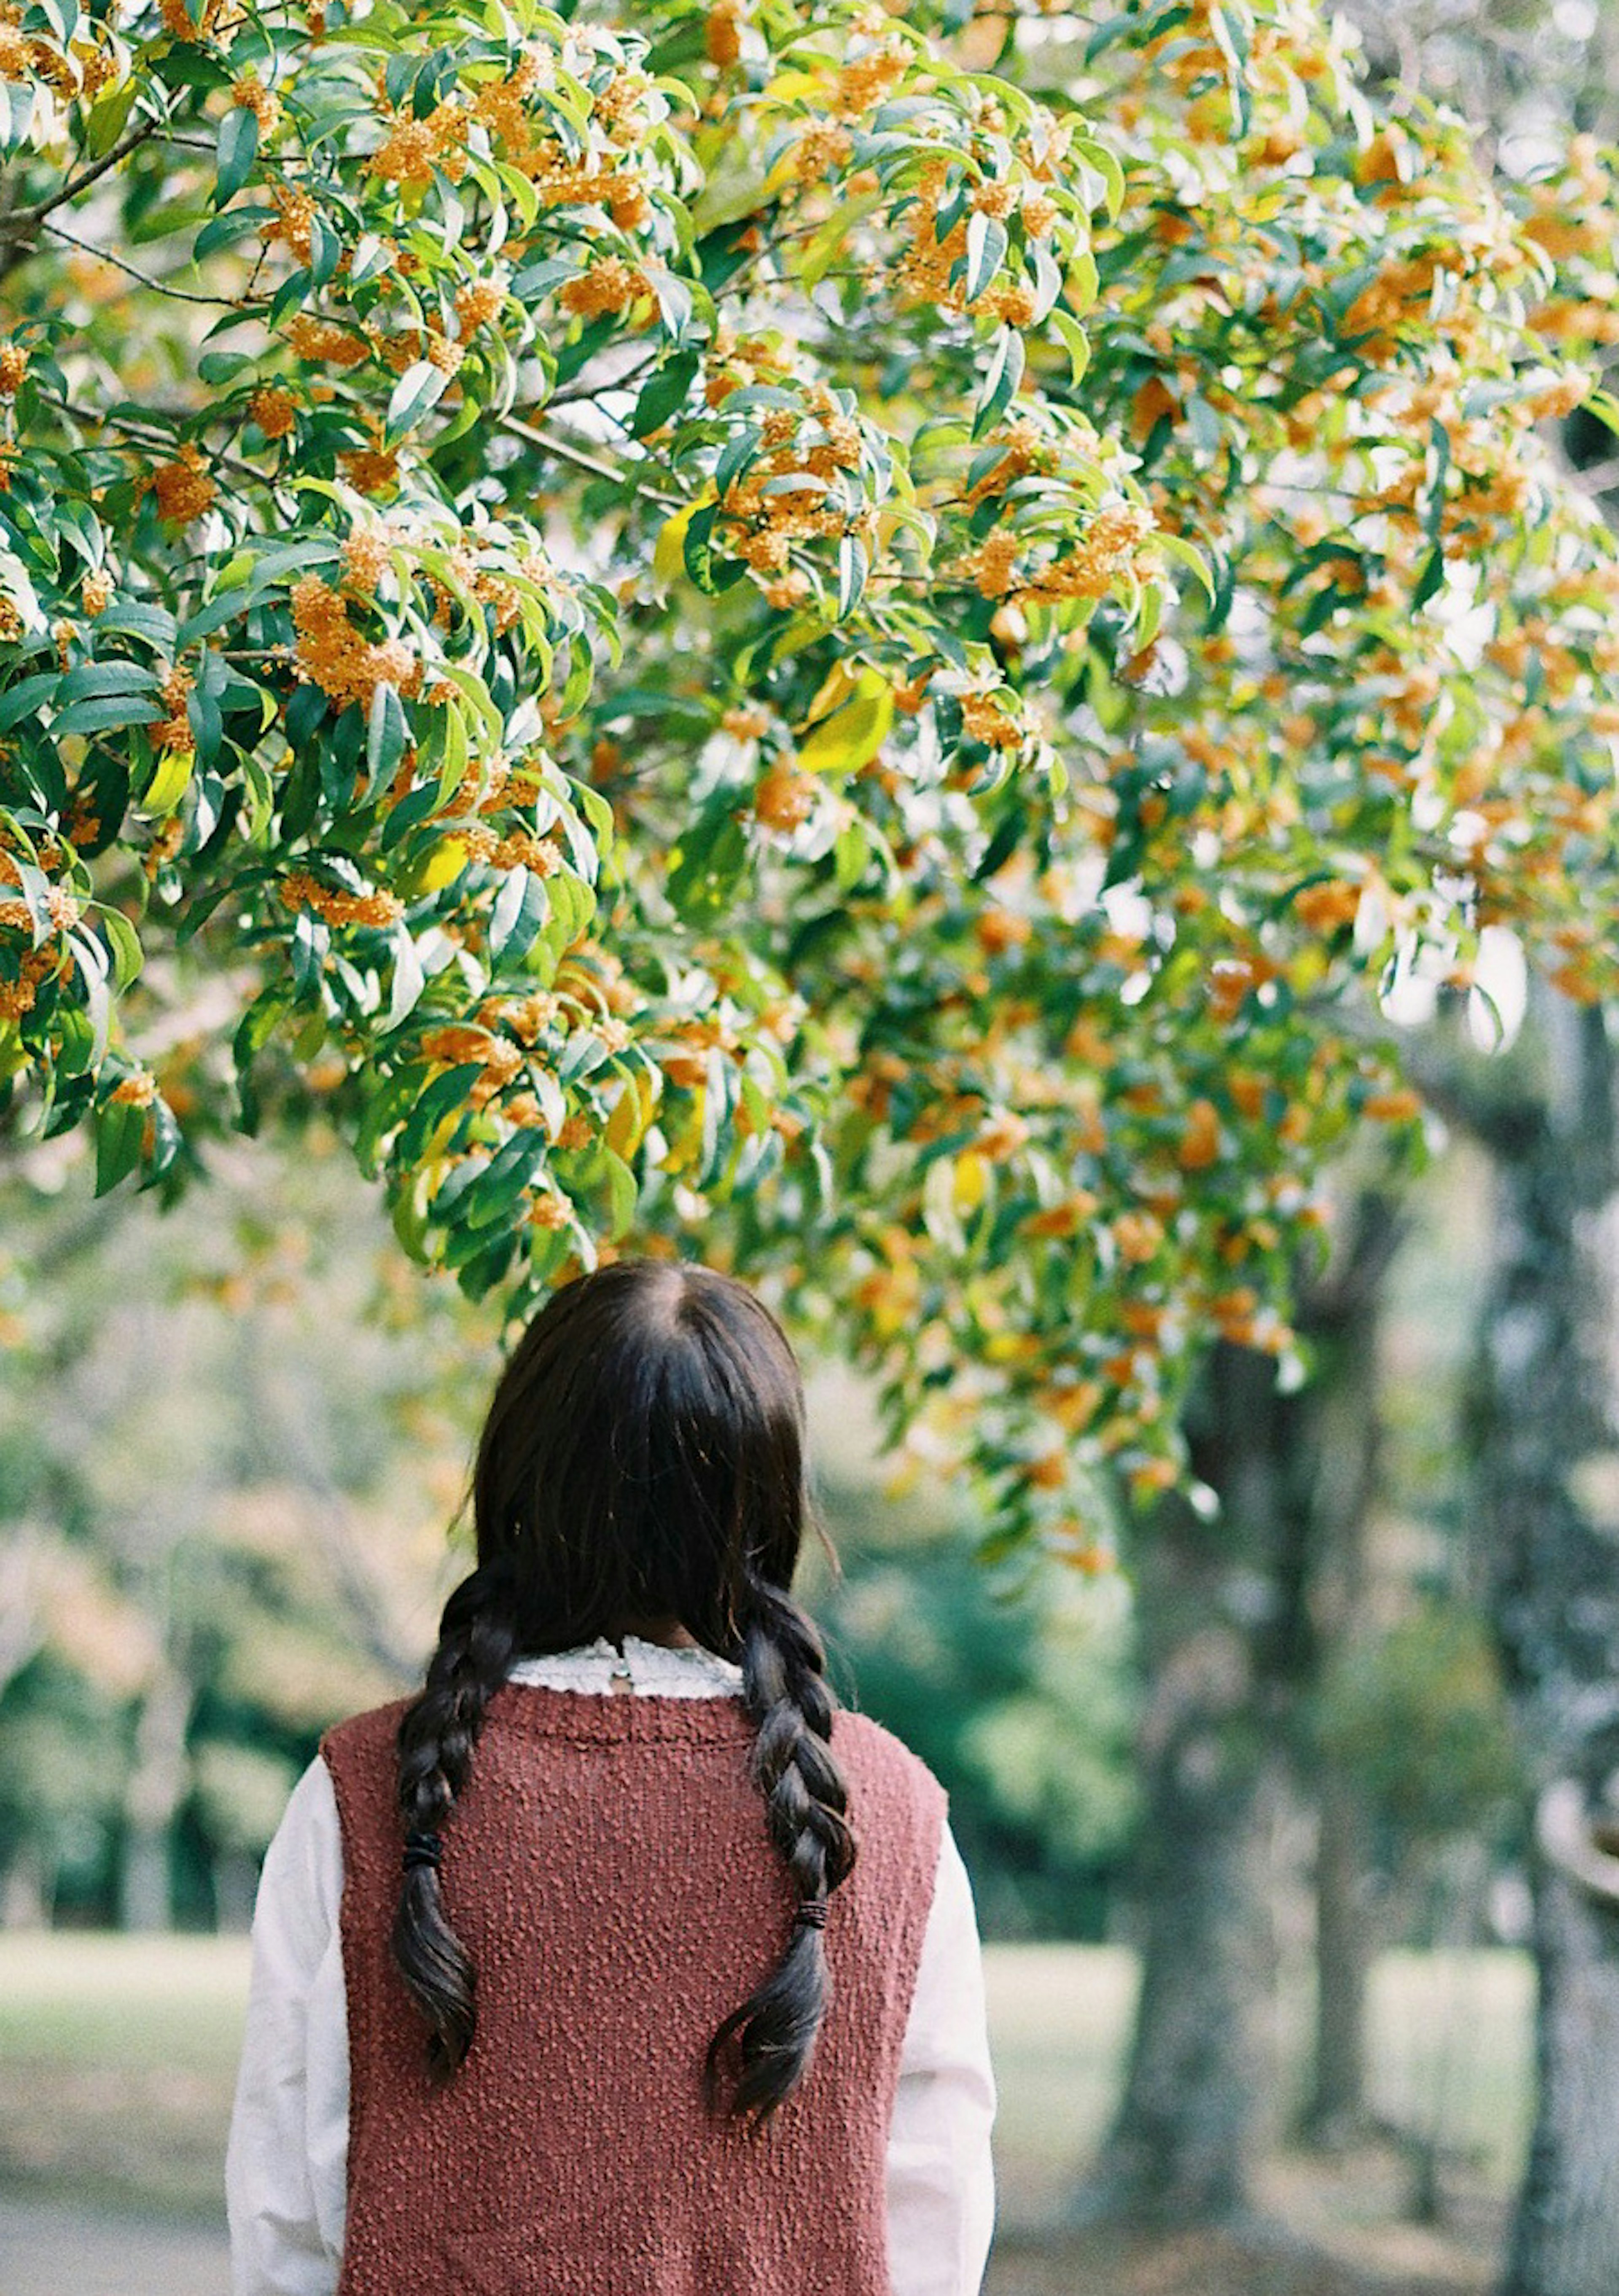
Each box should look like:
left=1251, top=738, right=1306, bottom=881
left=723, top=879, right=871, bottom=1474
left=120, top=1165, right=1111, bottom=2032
left=226, top=1636, right=996, bottom=2296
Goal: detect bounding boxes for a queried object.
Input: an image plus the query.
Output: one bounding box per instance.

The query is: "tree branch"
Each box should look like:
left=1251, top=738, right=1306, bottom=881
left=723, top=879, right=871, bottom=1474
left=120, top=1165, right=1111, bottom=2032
left=0, top=116, right=166, bottom=240
left=498, top=412, right=683, bottom=507
left=42, top=220, right=253, bottom=309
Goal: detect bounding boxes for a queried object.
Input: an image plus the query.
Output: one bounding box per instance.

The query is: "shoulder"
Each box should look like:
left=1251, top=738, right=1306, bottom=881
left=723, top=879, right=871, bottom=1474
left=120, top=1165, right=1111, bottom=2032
left=319, top=1695, right=414, bottom=1782
left=830, top=1707, right=947, bottom=1826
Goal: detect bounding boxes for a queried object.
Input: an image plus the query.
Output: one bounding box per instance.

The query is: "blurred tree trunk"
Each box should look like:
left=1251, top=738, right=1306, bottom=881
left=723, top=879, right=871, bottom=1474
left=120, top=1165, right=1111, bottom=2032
left=1089, top=1192, right=1402, bottom=2222
left=118, top=1662, right=190, bottom=1931
left=1299, top=1189, right=1403, bottom=2143
left=1089, top=1340, right=1309, bottom=2223
left=1468, top=996, right=1619, bottom=2296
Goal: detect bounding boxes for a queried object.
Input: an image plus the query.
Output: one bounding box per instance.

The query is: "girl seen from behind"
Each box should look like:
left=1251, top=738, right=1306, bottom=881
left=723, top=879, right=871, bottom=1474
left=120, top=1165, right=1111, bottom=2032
left=227, top=1257, right=996, bottom=2295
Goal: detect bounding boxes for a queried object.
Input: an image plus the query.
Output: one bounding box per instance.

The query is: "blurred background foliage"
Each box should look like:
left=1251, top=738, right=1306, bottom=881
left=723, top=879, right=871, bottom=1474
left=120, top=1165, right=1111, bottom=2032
left=0, top=1115, right=1517, bottom=1955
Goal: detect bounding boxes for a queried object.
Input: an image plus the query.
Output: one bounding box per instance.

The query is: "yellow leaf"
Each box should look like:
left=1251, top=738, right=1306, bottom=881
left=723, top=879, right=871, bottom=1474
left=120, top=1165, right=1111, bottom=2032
left=415, top=836, right=469, bottom=893
left=953, top=1149, right=988, bottom=1213
left=606, top=1068, right=658, bottom=1160
left=654, top=503, right=699, bottom=590
left=142, top=748, right=194, bottom=815
left=795, top=664, right=893, bottom=776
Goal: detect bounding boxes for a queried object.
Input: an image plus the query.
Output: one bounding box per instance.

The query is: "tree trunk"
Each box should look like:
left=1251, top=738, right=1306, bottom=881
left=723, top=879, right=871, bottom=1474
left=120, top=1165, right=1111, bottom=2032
left=1309, top=1766, right=1375, bottom=2142
left=119, top=1663, right=190, bottom=1932
left=1467, top=995, right=1619, bottom=2296
left=1089, top=1191, right=1404, bottom=2223
left=1298, top=1188, right=1401, bottom=2142
left=1087, top=1340, right=1307, bottom=2223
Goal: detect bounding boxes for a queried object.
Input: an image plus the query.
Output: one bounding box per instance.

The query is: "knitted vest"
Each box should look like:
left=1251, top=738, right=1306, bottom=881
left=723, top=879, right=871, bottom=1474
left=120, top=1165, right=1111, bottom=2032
left=321, top=1685, right=946, bottom=2296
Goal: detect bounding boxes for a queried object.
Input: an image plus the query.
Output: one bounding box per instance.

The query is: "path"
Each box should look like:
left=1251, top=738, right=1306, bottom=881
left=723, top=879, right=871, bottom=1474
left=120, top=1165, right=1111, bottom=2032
left=0, top=2197, right=229, bottom=2296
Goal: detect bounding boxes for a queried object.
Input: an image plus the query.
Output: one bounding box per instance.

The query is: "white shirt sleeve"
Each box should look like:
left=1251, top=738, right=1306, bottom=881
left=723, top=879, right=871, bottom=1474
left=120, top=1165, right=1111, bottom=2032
left=227, top=1762, right=996, bottom=2296
left=226, top=1756, right=348, bottom=2296
left=887, top=1823, right=998, bottom=2296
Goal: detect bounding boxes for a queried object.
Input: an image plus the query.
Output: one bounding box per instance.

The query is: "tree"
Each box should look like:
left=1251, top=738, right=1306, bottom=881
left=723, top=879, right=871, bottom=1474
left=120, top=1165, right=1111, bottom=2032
left=1, top=0, right=1616, bottom=1523
left=5, top=0, right=1619, bottom=2232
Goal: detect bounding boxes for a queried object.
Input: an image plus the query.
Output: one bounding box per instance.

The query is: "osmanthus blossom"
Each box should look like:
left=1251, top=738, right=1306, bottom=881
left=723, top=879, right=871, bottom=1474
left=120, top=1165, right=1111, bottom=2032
left=0, top=0, right=1617, bottom=1561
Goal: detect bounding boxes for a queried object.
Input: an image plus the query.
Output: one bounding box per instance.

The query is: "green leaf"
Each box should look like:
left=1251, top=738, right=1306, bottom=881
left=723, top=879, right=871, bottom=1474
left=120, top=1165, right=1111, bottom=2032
left=1412, top=543, right=1446, bottom=612
left=84, top=78, right=136, bottom=161
left=385, top=927, right=425, bottom=1030
left=367, top=682, right=407, bottom=782
left=0, top=672, right=61, bottom=733
left=602, top=1146, right=638, bottom=1239
left=100, top=908, right=143, bottom=992
left=632, top=350, right=699, bottom=439
left=1049, top=307, right=1090, bottom=387
left=972, top=327, right=1025, bottom=439
left=214, top=104, right=260, bottom=210
left=837, top=534, right=868, bottom=619
left=53, top=694, right=162, bottom=738
left=965, top=211, right=1008, bottom=304
left=94, top=1095, right=146, bottom=1197
left=385, top=360, right=450, bottom=442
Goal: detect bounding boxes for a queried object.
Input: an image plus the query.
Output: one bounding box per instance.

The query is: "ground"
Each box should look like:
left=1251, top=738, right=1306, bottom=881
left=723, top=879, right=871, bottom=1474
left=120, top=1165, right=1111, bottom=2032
left=0, top=1935, right=1524, bottom=2294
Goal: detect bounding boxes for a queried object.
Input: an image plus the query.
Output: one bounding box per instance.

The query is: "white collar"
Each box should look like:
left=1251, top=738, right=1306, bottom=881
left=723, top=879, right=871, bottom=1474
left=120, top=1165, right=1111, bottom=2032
left=506, top=1636, right=743, bottom=1698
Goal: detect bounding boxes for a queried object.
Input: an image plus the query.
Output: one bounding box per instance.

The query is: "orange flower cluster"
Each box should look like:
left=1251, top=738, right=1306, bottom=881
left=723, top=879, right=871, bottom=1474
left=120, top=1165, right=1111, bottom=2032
left=159, top=0, right=223, bottom=38
left=0, top=882, right=79, bottom=936
left=247, top=386, right=298, bottom=441
left=232, top=70, right=281, bottom=134
left=1029, top=506, right=1158, bottom=603
left=1292, top=879, right=1363, bottom=933
left=559, top=260, right=653, bottom=320
left=466, top=54, right=653, bottom=225
left=717, top=388, right=870, bottom=573
left=262, top=183, right=316, bottom=265
left=960, top=691, right=1024, bottom=751
left=109, top=1070, right=158, bottom=1108
left=0, top=943, right=62, bottom=1020
left=444, top=822, right=562, bottom=875
left=369, top=99, right=468, bottom=191
left=454, top=276, right=507, bottom=336
left=706, top=0, right=742, bottom=66
left=478, top=992, right=560, bottom=1044
left=81, top=569, right=113, bottom=616
left=897, top=161, right=970, bottom=312
left=339, top=440, right=400, bottom=495
left=151, top=446, right=215, bottom=526
left=280, top=869, right=403, bottom=930
left=153, top=664, right=193, bottom=753
left=752, top=764, right=816, bottom=830
left=0, top=341, right=27, bottom=397
left=965, top=420, right=1056, bottom=508
left=285, top=316, right=368, bottom=370
left=290, top=574, right=421, bottom=715
left=339, top=525, right=392, bottom=597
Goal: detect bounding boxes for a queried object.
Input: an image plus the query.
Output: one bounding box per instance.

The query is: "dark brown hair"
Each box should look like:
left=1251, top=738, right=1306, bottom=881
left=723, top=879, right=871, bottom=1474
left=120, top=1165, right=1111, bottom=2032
left=390, top=1258, right=855, bottom=2119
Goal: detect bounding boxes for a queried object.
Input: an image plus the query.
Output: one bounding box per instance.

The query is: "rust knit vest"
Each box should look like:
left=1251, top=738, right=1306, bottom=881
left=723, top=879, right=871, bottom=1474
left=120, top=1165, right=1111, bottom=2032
left=320, top=1685, right=946, bottom=2296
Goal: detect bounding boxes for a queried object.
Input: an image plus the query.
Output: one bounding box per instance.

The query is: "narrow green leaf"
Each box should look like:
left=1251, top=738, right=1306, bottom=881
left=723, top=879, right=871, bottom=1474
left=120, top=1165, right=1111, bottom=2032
left=385, top=359, right=450, bottom=441
left=367, top=681, right=407, bottom=782
left=214, top=104, right=259, bottom=209
left=965, top=211, right=1008, bottom=304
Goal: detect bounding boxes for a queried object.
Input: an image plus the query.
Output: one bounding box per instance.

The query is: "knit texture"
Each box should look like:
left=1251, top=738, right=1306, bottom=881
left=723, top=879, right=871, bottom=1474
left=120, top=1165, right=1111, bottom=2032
left=321, top=1684, right=947, bottom=2296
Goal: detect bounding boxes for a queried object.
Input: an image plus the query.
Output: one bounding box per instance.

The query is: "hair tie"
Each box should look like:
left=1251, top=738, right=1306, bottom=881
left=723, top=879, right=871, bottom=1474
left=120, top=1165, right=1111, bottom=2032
left=792, top=1897, right=829, bottom=1930
left=403, top=1830, right=443, bottom=1873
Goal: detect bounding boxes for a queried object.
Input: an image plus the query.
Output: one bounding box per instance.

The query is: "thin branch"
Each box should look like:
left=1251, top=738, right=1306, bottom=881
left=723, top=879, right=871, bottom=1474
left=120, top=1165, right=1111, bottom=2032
left=42, top=220, right=254, bottom=309
left=498, top=412, right=682, bottom=506
left=0, top=116, right=166, bottom=237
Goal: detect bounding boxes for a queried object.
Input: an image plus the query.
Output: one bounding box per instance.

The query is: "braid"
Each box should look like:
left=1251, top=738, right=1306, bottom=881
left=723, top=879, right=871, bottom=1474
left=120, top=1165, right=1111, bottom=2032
left=391, top=1554, right=519, bottom=2079
left=706, top=1578, right=855, bottom=2122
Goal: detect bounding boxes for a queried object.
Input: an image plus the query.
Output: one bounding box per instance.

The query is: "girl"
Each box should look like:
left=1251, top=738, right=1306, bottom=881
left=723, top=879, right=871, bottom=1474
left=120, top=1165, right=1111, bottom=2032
left=227, top=1258, right=996, bottom=2296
